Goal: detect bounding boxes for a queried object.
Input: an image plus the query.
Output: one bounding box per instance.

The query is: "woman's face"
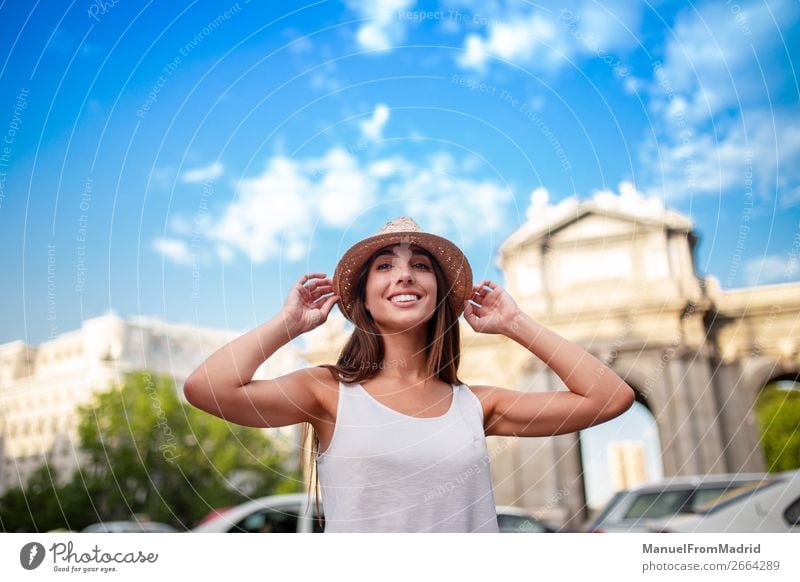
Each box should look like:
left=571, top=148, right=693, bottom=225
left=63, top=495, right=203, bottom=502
left=363, top=243, right=438, bottom=333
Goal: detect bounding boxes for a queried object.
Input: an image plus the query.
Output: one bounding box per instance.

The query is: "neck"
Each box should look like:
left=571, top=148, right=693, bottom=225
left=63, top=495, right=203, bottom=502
left=375, top=326, right=430, bottom=382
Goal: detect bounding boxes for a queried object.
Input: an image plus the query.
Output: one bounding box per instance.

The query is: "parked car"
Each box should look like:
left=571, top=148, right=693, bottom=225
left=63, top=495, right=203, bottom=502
left=82, top=520, right=177, bottom=533
left=646, top=471, right=800, bottom=533
left=191, top=493, right=322, bottom=533
left=585, top=472, right=768, bottom=533
left=495, top=505, right=557, bottom=533
left=190, top=493, right=555, bottom=533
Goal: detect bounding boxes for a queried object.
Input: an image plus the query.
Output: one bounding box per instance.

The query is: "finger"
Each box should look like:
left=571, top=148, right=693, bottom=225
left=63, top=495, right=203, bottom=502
left=310, top=284, right=334, bottom=296
left=322, top=295, right=339, bottom=317
left=311, top=291, right=333, bottom=306
left=299, top=272, right=327, bottom=285
left=464, top=300, right=475, bottom=318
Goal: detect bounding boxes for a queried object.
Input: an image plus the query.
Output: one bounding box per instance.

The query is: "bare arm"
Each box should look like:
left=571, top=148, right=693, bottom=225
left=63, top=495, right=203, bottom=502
left=464, top=281, right=635, bottom=437
left=183, top=273, right=339, bottom=428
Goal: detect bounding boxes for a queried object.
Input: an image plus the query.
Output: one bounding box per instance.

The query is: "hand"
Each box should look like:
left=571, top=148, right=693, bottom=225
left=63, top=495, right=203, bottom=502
left=463, top=280, right=520, bottom=335
left=280, top=273, right=339, bottom=336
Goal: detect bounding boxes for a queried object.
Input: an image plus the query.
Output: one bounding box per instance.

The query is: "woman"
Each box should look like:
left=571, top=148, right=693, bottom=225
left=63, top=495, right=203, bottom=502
left=184, top=216, right=635, bottom=532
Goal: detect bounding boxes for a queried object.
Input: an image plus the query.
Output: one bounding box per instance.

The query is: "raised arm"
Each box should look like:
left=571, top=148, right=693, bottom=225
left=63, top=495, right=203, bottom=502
left=463, top=280, right=635, bottom=437
left=183, top=273, right=339, bottom=428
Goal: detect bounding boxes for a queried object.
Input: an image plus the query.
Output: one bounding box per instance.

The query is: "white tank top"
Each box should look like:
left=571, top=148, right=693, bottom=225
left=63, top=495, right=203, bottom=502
left=316, top=380, right=500, bottom=533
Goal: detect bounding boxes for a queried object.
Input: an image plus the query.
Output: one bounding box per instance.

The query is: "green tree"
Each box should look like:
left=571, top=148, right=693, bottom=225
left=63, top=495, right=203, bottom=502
left=0, top=371, right=301, bottom=531
left=756, top=383, right=800, bottom=472
left=0, top=462, right=103, bottom=532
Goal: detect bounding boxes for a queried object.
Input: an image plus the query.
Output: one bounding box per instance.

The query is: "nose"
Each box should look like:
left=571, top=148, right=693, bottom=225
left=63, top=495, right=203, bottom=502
left=396, top=264, right=414, bottom=283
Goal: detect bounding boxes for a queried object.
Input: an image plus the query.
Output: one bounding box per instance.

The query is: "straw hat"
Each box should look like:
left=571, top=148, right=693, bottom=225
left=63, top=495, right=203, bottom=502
left=333, top=216, right=473, bottom=323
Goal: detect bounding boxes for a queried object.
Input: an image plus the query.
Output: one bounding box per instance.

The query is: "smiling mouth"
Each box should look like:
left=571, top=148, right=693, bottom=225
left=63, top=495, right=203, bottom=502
left=388, top=294, right=422, bottom=304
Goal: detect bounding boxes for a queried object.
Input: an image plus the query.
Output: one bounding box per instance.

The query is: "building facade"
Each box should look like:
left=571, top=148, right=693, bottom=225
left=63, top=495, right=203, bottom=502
left=0, top=311, right=303, bottom=495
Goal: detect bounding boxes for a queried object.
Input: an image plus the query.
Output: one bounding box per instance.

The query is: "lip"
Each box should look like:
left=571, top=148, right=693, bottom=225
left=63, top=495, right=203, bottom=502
left=386, top=292, right=424, bottom=307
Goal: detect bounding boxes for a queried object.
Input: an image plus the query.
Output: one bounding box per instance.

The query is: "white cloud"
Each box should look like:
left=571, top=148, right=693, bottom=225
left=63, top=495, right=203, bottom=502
left=640, top=103, right=800, bottom=200
left=781, top=186, right=800, bottom=208
left=148, top=166, right=177, bottom=190
left=367, top=157, right=403, bottom=178
left=212, top=156, right=320, bottom=263
left=167, top=215, right=193, bottom=236
left=524, top=182, right=667, bottom=228
left=345, top=0, right=415, bottom=51
left=639, top=0, right=800, bottom=199
left=359, top=104, right=390, bottom=140
left=654, top=0, right=799, bottom=123
left=153, top=238, right=192, bottom=265
left=180, top=161, right=224, bottom=183
left=455, top=0, right=642, bottom=73
left=458, top=13, right=566, bottom=72
left=315, top=149, right=376, bottom=226
left=160, top=148, right=514, bottom=266
left=745, top=255, right=799, bottom=286
left=216, top=245, right=234, bottom=263
left=574, top=0, right=641, bottom=53
left=283, top=28, right=314, bottom=54
left=383, top=151, right=513, bottom=239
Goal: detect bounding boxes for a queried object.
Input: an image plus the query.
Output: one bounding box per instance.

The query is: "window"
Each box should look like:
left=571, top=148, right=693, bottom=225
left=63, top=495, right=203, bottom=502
left=690, top=487, right=736, bottom=510
left=231, top=507, right=299, bottom=533
left=624, top=491, right=690, bottom=519
left=497, top=514, right=549, bottom=533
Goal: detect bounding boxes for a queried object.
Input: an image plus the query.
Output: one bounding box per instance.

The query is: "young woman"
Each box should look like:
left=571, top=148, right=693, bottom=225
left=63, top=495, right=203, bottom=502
left=184, top=216, right=635, bottom=532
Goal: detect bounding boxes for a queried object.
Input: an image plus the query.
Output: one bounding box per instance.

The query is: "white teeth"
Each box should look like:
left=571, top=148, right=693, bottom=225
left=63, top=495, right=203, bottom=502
left=390, top=294, right=419, bottom=303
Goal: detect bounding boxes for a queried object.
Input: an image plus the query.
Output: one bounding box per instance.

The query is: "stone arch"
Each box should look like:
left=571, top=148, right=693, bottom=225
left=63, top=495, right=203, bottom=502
left=740, top=357, right=795, bottom=397
left=752, top=369, right=800, bottom=472
left=763, top=370, right=800, bottom=386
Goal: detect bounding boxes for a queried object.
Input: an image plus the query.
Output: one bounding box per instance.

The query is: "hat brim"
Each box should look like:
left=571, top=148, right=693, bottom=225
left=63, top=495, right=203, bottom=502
left=333, top=231, right=473, bottom=323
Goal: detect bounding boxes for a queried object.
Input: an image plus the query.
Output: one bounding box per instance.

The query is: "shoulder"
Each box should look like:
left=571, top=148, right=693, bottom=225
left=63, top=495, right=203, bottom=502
left=461, top=384, right=500, bottom=428
left=463, top=384, right=501, bottom=404
left=308, top=365, right=340, bottom=392
left=308, top=366, right=341, bottom=414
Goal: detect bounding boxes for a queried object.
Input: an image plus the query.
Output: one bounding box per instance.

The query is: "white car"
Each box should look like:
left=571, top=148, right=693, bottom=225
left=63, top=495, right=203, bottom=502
left=82, top=520, right=177, bottom=533
left=584, top=472, right=767, bottom=533
left=647, top=471, right=800, bottom=533
left=192, top=493, right=321, bottom=533
left=495, top=505, right=556, bottom=533
left=191, top=493, right=556, bottom=533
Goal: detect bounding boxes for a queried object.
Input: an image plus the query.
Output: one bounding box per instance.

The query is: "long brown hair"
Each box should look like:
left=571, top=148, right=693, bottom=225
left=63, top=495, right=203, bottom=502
left=302, top=244, right=466, bottom=526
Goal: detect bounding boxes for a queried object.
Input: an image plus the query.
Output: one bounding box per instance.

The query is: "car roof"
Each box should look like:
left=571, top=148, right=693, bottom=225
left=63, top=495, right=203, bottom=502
left=617, top=472, right=767, bottom=494
left=699, top=470, right=800, bottom=515
left=496, top=505, right=537, bottom=517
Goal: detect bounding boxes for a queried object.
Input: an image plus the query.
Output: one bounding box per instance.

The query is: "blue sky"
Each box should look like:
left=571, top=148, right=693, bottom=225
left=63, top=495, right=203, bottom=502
left=1, top=0, right=799, bottom=350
